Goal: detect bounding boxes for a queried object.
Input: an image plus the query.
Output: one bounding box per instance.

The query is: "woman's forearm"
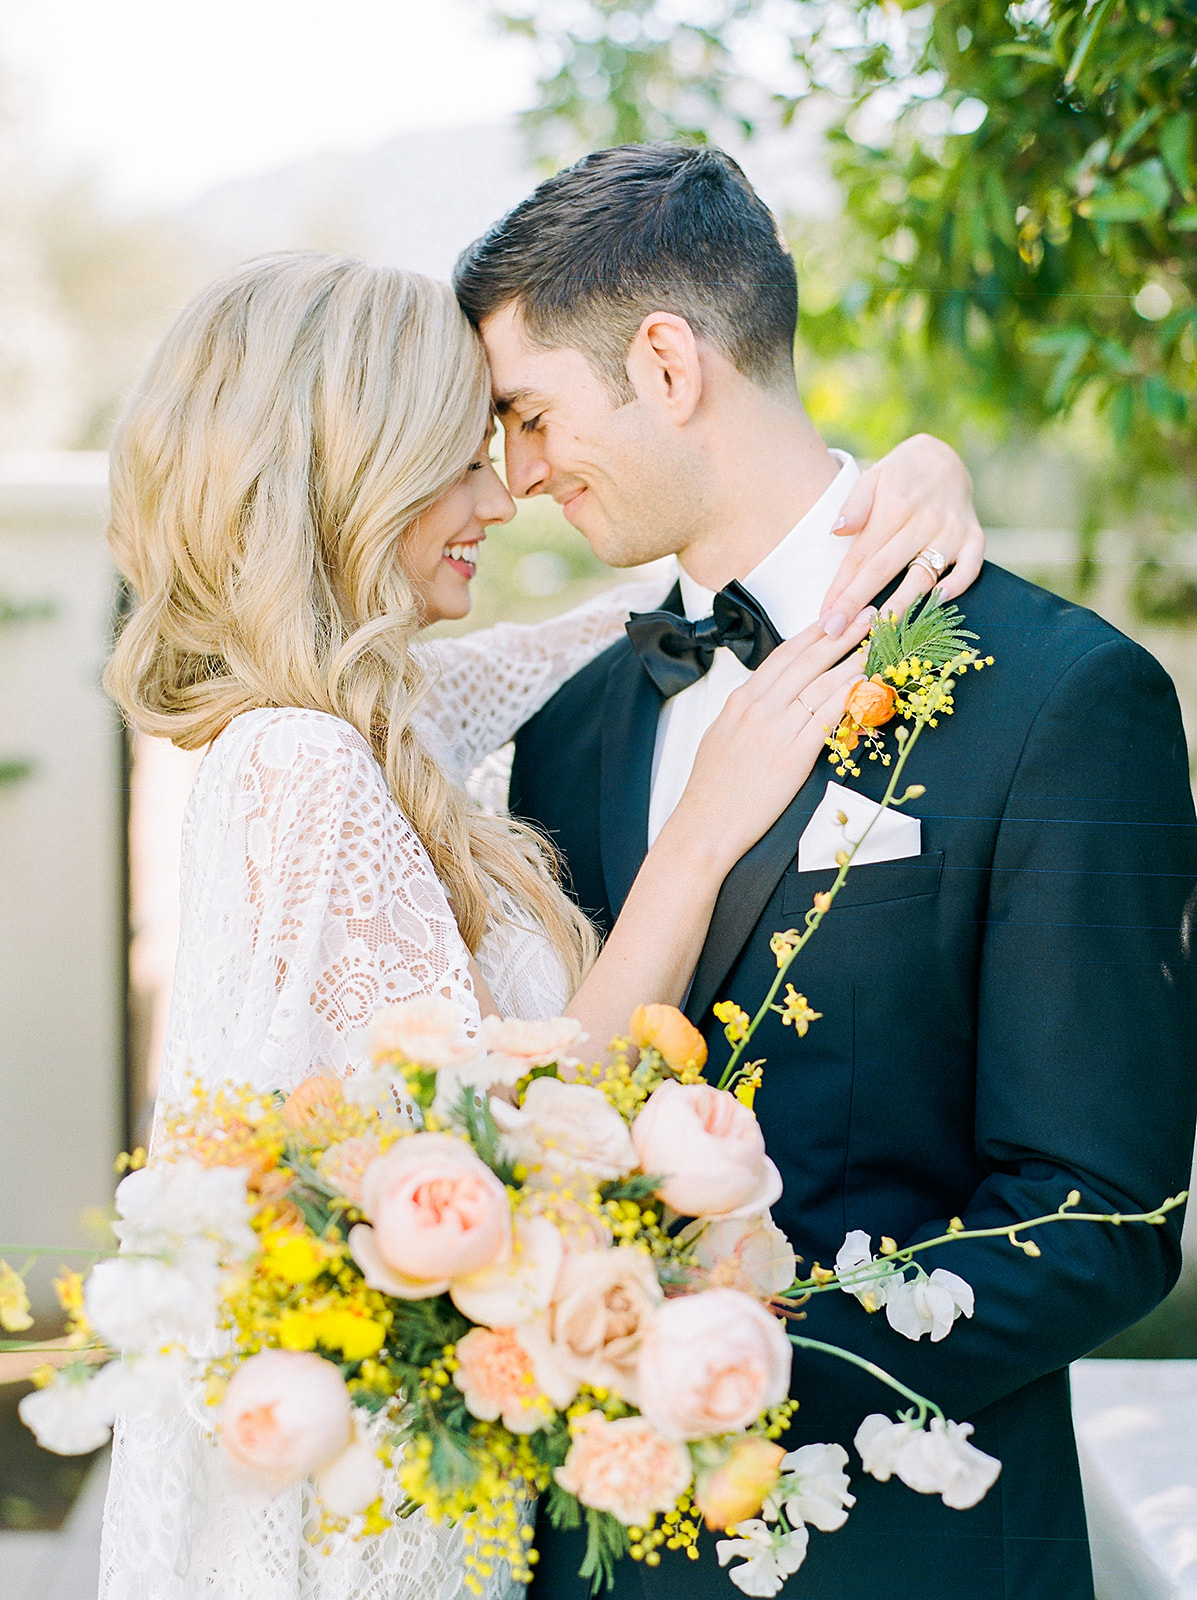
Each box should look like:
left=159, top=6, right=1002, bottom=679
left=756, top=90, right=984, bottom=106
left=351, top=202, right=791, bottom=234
left=563, top=818, right=731, bottom=1048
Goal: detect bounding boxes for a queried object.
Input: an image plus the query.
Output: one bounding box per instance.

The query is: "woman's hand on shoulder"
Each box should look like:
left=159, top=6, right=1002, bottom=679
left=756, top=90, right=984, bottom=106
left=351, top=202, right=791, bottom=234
left=819, top=434, right=984, bottom=637
left=663, top=607, right=873, bottom=877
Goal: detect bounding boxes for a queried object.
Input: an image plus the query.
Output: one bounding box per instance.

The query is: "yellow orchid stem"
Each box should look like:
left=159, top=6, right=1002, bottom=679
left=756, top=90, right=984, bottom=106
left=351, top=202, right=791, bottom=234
left=717, top=714, right=929, bottom=1090
left=786, top=1193, right=1188, bottom=1296
left=788, top=1333, right=942, bottom=1424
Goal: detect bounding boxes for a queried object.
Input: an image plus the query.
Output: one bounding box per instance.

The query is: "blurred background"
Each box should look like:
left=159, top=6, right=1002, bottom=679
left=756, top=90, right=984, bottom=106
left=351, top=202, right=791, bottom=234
left=1, top=0, right=1194, bottom=1588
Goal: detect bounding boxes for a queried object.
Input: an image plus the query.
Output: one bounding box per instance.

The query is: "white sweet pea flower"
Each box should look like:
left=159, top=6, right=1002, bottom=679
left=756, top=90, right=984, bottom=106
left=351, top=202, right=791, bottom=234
left=883, top=1269, right=974, bottom=1343
left=88, top=1350, right=194, bottom=1422
left=18, top=1369, right=112, bottom=1456
left=892, top=1417, right=1001, bottom=1509
left=854, top=1414, right=1000, bottom=1510
left=834, top=1230, right=893, bottom=1312
left=854, top=1414, right=920, bottom=1482
left=84, top=1253, right=222, bottom=1353
left=716, top=1519, right=810, bottom=1596
left=764, top=1442, right=855, bottom=1532
left=112, top=1160, right=257, bottom=1261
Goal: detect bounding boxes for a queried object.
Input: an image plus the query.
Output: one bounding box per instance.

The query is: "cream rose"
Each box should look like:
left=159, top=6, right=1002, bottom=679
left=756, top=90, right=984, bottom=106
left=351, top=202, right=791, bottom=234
left=348, top=1133, right=511, bottom=1299
left=555, top=1410, right=692, bottom=1527
left=631, top=1081, right=782, bottom=1219
left=636, top=1288, right=792, bottom=1442
left=491, top=1077, right=638, bottom=1182
left=219, top=1350, right=353, bottom=1494
left=676, top=1213, right=797, bottom=1299
left=527, top=1246, right=663, bottom=1407
left=450, top=1212, right=564, bottom=1328
left=477, top=1015, right=588, bottom=1085
left=365, top=996, right=476, bottom=1069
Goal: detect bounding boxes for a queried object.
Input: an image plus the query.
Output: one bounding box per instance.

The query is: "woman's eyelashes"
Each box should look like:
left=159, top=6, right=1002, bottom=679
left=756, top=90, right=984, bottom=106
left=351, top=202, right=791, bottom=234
left=520, top=412, right=544, bottom=434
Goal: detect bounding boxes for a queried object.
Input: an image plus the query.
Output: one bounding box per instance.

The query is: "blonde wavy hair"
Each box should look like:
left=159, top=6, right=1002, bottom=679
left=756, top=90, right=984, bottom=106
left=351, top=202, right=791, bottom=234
left=105, top=251, right=597, bottom=988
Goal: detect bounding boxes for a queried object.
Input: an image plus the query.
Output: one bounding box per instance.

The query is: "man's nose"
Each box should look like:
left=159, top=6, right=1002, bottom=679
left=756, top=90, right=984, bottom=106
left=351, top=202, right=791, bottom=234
left=504, top=431, right=550, bottom=499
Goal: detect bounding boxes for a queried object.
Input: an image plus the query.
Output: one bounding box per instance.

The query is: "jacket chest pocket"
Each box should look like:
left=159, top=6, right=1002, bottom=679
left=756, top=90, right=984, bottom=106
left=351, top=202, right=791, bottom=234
left=781, top=849, right=944, bottom=916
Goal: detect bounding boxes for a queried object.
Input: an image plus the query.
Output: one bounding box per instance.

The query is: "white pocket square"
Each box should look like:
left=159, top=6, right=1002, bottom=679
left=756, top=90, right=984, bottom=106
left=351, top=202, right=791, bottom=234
left=797, top=781, right=921, bottom=873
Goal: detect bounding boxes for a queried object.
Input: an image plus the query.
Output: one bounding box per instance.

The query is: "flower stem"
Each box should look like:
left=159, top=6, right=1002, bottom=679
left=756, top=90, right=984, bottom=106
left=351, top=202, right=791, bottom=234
left=717, top=718, right=928, bottom=1091
left=785, top=1193, right=1188, bottom=1295
left=788, top=1333, right=942, bottom=1424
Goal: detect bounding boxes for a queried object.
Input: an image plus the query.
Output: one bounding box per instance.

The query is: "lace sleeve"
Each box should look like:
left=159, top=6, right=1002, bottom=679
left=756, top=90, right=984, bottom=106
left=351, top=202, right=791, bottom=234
left=156, top=708, right=479, bottom=1108
left=415, top=576, right=672, bottom=782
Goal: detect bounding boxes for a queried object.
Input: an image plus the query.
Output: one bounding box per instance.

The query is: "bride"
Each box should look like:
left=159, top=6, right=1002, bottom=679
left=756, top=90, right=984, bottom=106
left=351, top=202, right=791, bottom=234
left=98, top=252, right=984, bottom=1599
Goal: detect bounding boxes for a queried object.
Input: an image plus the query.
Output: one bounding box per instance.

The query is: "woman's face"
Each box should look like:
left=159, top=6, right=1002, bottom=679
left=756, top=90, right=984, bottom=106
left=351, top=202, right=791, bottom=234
left=406, top=434, right=516, bottom=623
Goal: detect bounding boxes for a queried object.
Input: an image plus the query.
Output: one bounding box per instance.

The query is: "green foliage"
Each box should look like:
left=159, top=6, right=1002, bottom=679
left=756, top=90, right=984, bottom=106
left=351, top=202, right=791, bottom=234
left=788, top=0, right=1197, bottom=481
left=490, top=0, right=758, bottom=159
left=864, top=592, right=979, bottom=677
left=486, top=0, right=1197, bottom=582
left=598, top=1172, right=662, bottom=1204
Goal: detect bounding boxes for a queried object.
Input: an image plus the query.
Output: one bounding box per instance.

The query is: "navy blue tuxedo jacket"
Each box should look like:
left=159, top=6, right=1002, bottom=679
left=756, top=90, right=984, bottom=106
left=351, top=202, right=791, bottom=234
left=511, top=563, right=1197, bottom=1600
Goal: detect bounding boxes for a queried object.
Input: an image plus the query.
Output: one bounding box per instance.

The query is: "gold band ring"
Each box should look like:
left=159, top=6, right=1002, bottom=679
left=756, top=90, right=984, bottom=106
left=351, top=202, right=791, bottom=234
left=797, top=694, right=818, bottom=718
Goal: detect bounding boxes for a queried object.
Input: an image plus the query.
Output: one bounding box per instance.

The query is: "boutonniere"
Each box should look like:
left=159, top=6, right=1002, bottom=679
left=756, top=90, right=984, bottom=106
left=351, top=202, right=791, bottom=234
left=827, top=592, right=993, bottom=778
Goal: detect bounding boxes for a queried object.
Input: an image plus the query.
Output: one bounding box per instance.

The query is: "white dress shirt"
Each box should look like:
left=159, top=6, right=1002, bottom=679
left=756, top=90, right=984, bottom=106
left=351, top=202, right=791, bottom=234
left=647, top=451, right=860, bottom=845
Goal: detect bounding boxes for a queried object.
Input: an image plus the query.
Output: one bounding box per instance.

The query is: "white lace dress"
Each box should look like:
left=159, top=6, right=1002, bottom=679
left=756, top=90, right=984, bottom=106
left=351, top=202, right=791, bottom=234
left=98, top=580, right=667, bottom=1600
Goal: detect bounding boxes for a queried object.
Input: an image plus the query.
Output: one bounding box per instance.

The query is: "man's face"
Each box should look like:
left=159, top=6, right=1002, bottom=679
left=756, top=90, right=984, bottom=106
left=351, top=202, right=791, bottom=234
left=479, top=303, right=693, bottom=569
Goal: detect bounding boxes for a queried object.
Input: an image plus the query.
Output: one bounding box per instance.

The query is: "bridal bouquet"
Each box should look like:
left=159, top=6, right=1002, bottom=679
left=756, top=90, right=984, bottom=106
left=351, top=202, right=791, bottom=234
left=5, top=598, right=1182, bottom=1595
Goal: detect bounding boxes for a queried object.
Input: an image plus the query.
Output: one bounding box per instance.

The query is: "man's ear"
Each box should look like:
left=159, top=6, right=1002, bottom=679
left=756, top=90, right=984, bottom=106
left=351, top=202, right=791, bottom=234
left=625, top=312, right=703, bottom=424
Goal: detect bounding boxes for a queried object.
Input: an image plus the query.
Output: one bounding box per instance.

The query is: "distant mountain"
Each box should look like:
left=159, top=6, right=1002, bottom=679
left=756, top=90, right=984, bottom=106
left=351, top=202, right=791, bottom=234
left=177, top=117, right=836, bottom=283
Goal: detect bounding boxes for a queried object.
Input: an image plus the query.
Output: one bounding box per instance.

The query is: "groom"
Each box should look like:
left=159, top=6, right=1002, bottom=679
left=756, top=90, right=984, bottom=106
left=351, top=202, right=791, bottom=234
left=453, top=144, right=1197, bottom=1600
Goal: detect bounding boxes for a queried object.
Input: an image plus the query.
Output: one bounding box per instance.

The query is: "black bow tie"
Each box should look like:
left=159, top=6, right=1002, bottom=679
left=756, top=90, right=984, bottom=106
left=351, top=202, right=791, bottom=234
left=625, top=580, right=783, bottom=698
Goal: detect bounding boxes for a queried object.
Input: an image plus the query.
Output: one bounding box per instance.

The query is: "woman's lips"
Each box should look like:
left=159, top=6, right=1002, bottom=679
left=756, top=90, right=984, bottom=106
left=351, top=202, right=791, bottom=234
left=442, top=541, right=479, bottom=577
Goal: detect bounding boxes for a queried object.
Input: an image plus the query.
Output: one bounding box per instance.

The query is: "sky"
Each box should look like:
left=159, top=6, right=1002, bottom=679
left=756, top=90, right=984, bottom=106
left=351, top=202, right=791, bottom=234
left=2, top=0, right=538, bottom=212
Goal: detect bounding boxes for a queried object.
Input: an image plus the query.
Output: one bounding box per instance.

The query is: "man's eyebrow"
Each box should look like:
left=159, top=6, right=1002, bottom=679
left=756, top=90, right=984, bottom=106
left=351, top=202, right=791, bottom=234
left=493, top=388, right=544, bottom=416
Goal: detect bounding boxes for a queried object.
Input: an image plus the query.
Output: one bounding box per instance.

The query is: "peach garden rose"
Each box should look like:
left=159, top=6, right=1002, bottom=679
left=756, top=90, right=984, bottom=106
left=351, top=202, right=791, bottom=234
left=219, top=1349, right=353, bottom=1494
left=348, top=1133, right=512, bottom=1299
left=636, top=1288, right=792, bottom=1442
left=631, top=1080, right=782, bottom=1219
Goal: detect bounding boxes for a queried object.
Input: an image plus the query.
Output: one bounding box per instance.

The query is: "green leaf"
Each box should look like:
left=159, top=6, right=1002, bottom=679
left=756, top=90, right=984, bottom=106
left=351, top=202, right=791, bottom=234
left=1109, top=382, right=1135, bottom=442
left=1169, top=204, right=1197, bottom=231
left=1082, top=186, right=1157, bottom=223
left=1043, top=329, right=1092, bottom=409
left=578, top=1508, right=631, bottom=1594
left=1159, top=112, right=1195, bottom=198
left=1126, top=159, right=1172, bottom=213
left=1112, top=105, right=1164, bottom=165
left=1064, top=0, right=1116, bottom=86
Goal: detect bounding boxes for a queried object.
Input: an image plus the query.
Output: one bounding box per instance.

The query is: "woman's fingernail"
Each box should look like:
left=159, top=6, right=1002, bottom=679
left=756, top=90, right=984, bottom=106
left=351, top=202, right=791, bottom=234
left=822, top=612, right=847, bottom=638
left=832, top=515, right=848, bottom=532
left=854, top=605, right=878, bottom=625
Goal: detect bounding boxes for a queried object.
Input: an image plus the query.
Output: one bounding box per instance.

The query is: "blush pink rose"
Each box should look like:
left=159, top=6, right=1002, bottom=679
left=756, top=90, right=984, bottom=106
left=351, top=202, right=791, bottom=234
left=631, top=1081, right=782, bottom=1219
left=349, top=1133, right=512, bottom=1298
left=636, top=1288, right=792, bottom=1442
left=555, top=1410, right=692, bottom=1527
left=220, top=1350, right=353, bottom=1493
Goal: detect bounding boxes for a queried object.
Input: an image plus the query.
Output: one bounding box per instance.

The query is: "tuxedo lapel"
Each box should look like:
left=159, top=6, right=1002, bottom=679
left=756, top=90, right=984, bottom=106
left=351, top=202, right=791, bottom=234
left=599, top=641, right=664, bottom=920
left=686, top=764, right=828, bottom=1025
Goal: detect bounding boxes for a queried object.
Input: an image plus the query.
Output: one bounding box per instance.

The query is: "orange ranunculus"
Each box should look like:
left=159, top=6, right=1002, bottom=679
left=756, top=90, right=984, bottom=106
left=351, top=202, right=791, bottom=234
left=844, top=675, right=898, bottom=729
left=281, top=1075, right=346, bottom=1131
left=629, top=1003, right=708, bottom=1073
left=694, top=1436, right=787, bottom=1530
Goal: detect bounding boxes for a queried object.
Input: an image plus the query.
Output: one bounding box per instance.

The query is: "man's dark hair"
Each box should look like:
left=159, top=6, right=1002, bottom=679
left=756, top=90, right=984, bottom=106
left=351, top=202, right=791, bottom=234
left=453, top=143, right=799, bottom=399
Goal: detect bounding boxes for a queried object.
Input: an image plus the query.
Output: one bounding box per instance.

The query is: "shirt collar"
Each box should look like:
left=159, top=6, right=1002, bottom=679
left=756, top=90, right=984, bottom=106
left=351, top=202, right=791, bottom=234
left=678, top=450, right=860, bottom=637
